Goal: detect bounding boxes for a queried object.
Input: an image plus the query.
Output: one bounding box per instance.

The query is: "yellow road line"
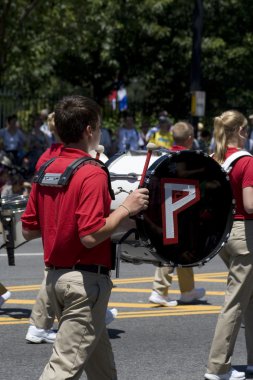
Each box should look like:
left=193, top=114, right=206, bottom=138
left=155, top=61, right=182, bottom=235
left=112, top=306, right=221, bottom=314
left=0, top=320, right=30, bottom=325
left=2, top=300, right=221, bottom=311
left=5, top=283, right=226, bottom=294
left=3, top=289, right=225, bottom=306
left=5, top=299, right=35, bottom=305
left=3, top=300, right=203, bottom=308
left=0, top=317, right=29, bottom=322
left=113, top=278, right=226, bottom=285
left=0, top=308, right=221, bottom=325
left=7, top=285, right=41, bottom=292
left=107, top=302, right=220, bottom=309
left=112, top=288, right=225, bottom=296
left=195, top=272, right=228, bottom=277
left=4, top=272, right=228, bottom=291
left=117, top=310, right=221, bottom=318
left=195, top=278, right=227, bottom=283
left=0, top=306, right=219, bottom=320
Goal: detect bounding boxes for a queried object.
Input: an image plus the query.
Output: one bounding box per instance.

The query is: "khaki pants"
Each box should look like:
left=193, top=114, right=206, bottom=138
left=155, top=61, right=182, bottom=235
left=30, top=271, right=55, bottom=330
left=207, top=221, right=253, bottom=375
left=39, top=269, right=117, bottom=380
left=153, top=266, right=194, bottom=296
left=0, top=282, right=8, bottom=296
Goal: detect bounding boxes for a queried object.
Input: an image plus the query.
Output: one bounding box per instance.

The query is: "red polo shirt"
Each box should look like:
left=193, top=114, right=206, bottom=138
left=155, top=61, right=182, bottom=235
left=171, top=145, right=186, bottom=152
left=22, top=147, right=112, bottom=268
left=36, top=143, right=63, bottom=170
left=225, top=147, right=253, bottom=220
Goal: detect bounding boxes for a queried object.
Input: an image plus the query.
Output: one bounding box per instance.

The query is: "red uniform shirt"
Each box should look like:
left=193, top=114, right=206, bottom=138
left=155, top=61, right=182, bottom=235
left=22, top=147, right=112, bottom=268
left=225, top=147, right=253, bottom=220
left=35, top=143, right=63, bottom=170
left=171, top=145, right=186, bottom=151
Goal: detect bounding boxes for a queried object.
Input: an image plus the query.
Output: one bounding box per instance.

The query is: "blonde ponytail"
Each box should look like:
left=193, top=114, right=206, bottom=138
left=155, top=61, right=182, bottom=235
left=213, top=110, right=247, bottom=164
left=214, top=117, right=226, bottom=164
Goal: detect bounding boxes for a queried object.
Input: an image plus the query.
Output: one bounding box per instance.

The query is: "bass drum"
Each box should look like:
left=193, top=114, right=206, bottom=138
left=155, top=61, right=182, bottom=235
left=136, top=150, right=234, bottom=267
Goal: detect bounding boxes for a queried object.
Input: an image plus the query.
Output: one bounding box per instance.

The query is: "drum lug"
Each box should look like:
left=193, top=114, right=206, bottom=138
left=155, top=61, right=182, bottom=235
left=114, top=187, right=132, bottom=195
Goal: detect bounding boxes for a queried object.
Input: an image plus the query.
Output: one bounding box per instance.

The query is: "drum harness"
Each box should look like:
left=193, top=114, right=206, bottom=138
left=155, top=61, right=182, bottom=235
left=32, top=156, right=132, bottom=275
left=33, top=156, right=114, bottom=199
left=221, top=150, right=252, bottom=173
left=221, top=150, right=252, bottom=222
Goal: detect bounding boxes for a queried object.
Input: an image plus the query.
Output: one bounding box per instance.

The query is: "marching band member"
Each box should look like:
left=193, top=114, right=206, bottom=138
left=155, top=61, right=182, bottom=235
left=204, top=110, right=253, bottom=380
left=149, top=122, right=206, bottom=306
left=22, top=95, right=149, bottom=380
left=25, top=113, right=117, bottom=344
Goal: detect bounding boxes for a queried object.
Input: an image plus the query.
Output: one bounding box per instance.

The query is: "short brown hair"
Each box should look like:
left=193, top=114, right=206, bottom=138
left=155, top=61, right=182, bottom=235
left=54, top=95, right=101, bottom=144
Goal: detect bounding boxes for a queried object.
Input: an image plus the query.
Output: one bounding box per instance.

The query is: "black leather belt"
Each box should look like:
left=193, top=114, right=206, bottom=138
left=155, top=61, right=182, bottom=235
left=47, top=264, right=110, bottom=276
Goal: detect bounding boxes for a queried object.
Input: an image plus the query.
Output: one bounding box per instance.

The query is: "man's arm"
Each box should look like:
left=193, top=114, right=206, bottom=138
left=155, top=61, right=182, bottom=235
left=22, top=228, right=41, bottom=241
left=81, top=188, right=149, bottom=248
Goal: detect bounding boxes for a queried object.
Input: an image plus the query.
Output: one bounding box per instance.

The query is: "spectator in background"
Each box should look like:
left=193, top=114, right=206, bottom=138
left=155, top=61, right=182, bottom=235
left=138, top=120, right=150, bottom=150
left=27, top=116, right=50, bottom=174
left=100, top=128, right=112, bottom=157
left=40, top=109, right=54, bottom=144
left=245, top=114, right=253, bottom=154
left=1, top=173, right=26, bottom=197
left=0, top=114, right=26, bottom=166
left=146, top=111, right=172, bottom=141
left=248, top=115, right=253, bottom=140
left=0, top=164, right=11, bottom=195
left=117, top=114, right=140, bottom=151
left=197, top=129, right=211, bottom=153
left=147, top=114, right=173, bottom=149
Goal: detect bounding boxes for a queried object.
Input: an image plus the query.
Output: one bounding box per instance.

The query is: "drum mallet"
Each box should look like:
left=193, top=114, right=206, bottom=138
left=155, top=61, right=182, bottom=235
left=95, top=145, right=104, bottom=160
left=139, top=143, right=158, bottom=187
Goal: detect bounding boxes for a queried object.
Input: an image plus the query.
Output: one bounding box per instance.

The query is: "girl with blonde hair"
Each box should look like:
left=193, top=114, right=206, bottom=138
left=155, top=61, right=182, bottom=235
left=205, top=110, right=253, bottom=380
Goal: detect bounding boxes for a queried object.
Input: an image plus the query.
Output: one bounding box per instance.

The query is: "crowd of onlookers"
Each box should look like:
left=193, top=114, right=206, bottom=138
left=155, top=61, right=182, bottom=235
left=0, top=109, right=54, bottom=198
left=1, top=107, right=253, bottom=199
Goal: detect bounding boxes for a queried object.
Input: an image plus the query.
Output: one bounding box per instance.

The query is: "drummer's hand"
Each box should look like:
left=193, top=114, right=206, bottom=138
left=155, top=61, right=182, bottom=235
left=122, top=188, right=149, bottom=217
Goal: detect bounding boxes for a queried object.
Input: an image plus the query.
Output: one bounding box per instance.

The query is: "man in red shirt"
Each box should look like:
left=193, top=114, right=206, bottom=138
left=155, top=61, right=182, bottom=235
left=22, top=95, right=149, bottom=380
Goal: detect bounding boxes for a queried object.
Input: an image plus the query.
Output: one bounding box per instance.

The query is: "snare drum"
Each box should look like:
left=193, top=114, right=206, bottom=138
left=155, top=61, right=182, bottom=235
left=136, top=150, right=234, bottom=267
left=0, top=195, right=28, bottom=252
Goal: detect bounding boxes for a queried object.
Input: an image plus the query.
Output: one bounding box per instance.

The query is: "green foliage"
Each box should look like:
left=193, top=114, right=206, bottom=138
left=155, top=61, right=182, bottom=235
left=1, top=0, right=253, bottom=120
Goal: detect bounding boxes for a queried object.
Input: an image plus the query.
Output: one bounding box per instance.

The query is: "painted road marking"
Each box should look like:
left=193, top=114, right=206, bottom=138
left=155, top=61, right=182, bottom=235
left=0, top=272, right=227, bottom=325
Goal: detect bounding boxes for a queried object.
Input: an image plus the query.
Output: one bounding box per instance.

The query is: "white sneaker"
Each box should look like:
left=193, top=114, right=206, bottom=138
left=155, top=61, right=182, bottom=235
left=0, top=291, right=11, bottom=308
left=204, top=368, right=245, bottom=380
left=180, top=288, right=206, bottom=303
left=25, top=325, right=56, bottom=343
left=149, top=291, right=178, bottom=306
left=105, top=308, right=118, bottom=325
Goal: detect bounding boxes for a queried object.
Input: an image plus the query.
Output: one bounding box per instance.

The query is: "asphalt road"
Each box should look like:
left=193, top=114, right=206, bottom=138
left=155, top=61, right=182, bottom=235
left=0, top=238, right=251, bottom=380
